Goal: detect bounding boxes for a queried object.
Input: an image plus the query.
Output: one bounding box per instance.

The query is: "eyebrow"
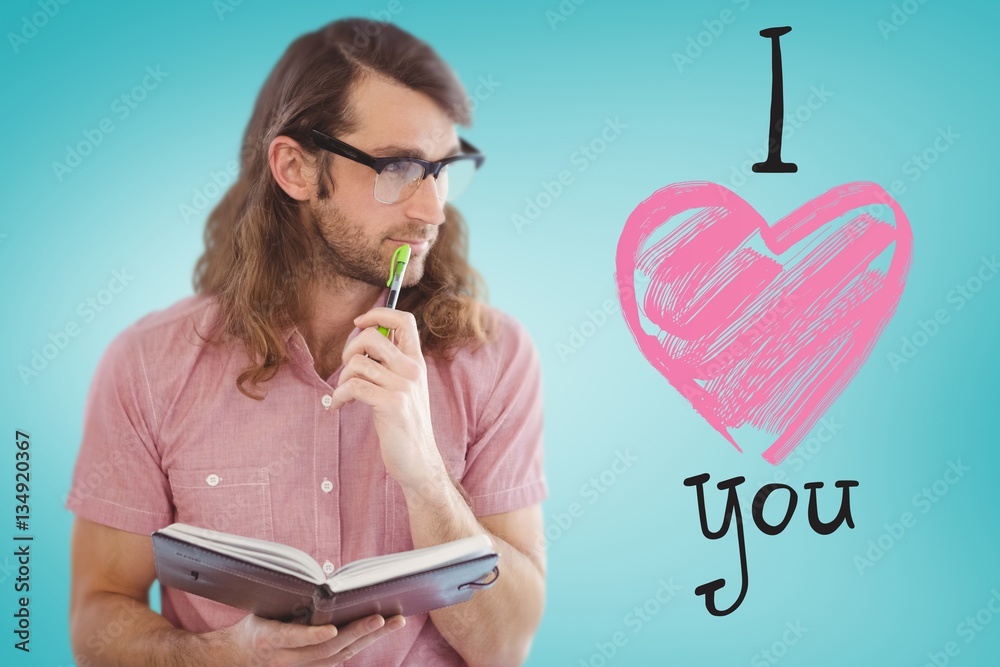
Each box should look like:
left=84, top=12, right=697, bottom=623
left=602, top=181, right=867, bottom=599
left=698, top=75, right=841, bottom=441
left=370, top=142, right=462, bottom=160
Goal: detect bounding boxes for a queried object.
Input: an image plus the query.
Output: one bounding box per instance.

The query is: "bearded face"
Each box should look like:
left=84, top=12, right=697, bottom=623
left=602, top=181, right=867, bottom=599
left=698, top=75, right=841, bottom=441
left=304, top=198, right=435, bottom=290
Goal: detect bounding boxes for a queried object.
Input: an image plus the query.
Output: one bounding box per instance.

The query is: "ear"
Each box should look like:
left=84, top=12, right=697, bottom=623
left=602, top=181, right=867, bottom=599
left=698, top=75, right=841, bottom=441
left=268, top=135, right=318, bottom=201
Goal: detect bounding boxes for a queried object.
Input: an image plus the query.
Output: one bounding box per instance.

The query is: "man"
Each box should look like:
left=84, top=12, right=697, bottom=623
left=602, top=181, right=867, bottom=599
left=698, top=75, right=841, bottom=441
left=66, top=17, right=547, bottom=666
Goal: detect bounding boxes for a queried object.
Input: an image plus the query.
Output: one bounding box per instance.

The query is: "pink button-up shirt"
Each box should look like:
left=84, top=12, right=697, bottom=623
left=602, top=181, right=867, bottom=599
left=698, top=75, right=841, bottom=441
left=65, top=287, right=547, bottom=665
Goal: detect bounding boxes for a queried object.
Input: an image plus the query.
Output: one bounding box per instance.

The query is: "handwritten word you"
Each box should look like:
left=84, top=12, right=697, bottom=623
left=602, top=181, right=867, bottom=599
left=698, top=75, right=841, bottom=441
left=685, top=473, right=859, bottom=616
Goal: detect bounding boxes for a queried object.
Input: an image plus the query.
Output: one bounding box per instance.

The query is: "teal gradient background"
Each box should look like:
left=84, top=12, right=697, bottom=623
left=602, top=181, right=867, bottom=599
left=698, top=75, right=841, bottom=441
left=3, top=0, right=998, bottom=664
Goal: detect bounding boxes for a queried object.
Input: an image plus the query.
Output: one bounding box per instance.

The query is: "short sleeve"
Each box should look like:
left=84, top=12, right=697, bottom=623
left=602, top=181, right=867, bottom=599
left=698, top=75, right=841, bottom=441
left=462, top=314, right=548, bottom=516
left=65, top=327, right=173, bottom=534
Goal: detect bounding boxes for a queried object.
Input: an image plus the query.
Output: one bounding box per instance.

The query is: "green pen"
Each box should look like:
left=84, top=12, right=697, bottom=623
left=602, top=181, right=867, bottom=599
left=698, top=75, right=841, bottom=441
left=378, top=243, right=411, bottom=338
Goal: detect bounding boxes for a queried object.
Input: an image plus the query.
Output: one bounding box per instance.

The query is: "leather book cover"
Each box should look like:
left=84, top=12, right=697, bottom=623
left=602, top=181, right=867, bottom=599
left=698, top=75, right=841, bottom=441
left=152, top=533, right=500, bottom=626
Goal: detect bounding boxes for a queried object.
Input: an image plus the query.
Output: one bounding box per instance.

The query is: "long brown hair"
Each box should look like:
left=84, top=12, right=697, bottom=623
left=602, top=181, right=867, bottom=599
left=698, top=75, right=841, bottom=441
left=193, top=18, right=494, bottom=400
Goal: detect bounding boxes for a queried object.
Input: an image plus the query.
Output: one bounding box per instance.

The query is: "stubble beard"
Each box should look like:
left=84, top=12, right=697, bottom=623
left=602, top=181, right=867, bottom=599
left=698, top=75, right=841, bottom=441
left=305, top=201, right=430, bottom=292
left=306, top=201, right=390, bottom=290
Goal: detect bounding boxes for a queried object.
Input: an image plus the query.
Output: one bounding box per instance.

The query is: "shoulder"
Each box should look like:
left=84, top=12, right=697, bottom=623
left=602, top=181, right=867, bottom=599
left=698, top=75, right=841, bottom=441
left=424, top=302, right=542, bottom=453
left=94, top=293, right=223, bottom=392
left=436, top=303, right=542, bottom=422
left=112, top=293, right=219, bottom=352
left=83, top=294, right=224, bottom=437
left=484, top=304, right=540, bottom=373
left=129, top=292, right=219, bottom=340
left=450, top=302, right=540, bottom=378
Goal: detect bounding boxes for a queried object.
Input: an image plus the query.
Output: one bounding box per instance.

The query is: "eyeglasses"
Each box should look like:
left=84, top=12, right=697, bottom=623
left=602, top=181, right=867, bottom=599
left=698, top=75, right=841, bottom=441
left=310, top=129, right=485, bottom=205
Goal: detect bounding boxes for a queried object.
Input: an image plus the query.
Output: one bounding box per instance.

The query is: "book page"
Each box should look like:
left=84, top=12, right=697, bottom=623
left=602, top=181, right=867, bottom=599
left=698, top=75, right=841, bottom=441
left=158, top=524, right=326, bottom=585
left=327, top=534, right=494, bottom=594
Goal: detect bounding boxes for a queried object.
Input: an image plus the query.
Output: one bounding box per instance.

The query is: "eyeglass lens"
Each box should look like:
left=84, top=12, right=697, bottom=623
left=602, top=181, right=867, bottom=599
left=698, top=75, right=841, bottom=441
left=374, top=159, right=477, bottom=204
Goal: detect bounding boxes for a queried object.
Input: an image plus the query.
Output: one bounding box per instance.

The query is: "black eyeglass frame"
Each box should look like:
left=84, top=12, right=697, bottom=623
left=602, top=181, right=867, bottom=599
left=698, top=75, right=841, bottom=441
left=309, top=129, right=485, bottom=202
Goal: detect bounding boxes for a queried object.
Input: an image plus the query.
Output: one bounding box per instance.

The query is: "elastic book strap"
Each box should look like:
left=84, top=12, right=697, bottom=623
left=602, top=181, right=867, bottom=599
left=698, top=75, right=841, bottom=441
left=458, top=565, right=500, bottom=591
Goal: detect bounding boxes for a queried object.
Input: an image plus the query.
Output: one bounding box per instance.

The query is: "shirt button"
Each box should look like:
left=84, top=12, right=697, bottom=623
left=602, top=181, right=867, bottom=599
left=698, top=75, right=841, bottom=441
left=205, top=474, right=220, bottom=487
left=321, top=394, right=333, bottom=408
left=322, top=560, right=336, bottom=575
left=321, top=479, right=334, bottom=493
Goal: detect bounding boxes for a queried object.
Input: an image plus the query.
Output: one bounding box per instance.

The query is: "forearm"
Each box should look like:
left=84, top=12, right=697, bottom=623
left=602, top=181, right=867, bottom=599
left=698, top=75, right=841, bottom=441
left=402, top=468, right=545, bottom=666
left=71, top=592, right=227, bottom=667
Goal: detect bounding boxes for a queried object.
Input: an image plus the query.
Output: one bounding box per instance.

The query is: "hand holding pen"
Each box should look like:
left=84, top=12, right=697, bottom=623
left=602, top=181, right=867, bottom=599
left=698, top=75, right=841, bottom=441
left=329, top=242, right=446, bottom=489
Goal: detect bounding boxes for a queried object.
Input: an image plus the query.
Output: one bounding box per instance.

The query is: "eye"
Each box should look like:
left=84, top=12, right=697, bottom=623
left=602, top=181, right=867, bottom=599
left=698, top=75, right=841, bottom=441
left=384, top=161, right=409, bottom=174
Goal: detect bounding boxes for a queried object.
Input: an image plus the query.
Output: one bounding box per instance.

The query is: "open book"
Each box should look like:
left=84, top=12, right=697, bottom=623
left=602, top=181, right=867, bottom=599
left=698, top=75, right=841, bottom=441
left=152, top=523, right=500, bottom=626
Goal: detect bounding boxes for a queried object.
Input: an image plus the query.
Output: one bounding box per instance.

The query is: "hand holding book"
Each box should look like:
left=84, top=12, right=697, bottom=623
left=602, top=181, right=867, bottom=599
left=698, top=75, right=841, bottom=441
left=204, top=609, right=407, bottom=665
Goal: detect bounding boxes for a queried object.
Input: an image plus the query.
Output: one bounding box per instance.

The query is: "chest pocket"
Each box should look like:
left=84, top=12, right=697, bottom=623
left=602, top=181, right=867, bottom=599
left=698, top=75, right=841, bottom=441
left=167, top=466, right=274, bottom=542
left=384, top=455, right=466, bottom=555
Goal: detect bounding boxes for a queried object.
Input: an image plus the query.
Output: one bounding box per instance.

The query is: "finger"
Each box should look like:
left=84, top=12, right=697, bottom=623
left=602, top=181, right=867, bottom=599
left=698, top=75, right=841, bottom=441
left=328, top=376, right=389, bottom=411
left=341, top=326, right=405, bottom=368
left=329, top=355, right=401, bottom=410
left=285, top=615, right=386, bottom=663
left=256, top=616, right=337, bottom=649
left=342, top=329, right=419, bottom=382
left=353, top=308, right=422, bottom=357
left=300, top=616, right=406, bottom=666
left=337, top=353, right=399, bottom=392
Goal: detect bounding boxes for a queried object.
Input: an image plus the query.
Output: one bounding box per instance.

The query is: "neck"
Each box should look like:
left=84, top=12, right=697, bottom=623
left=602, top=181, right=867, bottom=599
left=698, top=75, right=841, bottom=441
left=297, top=277, right=382, bottom=379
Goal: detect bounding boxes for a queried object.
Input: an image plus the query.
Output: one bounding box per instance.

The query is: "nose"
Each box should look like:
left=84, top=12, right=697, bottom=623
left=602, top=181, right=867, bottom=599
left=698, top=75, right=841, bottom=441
left=402, top=172, right=447, bottom=225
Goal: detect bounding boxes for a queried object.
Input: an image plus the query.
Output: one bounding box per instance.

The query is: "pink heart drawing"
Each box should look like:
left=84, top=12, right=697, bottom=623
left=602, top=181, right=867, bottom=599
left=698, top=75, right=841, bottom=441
left=615, top=181, right=912, bottom=464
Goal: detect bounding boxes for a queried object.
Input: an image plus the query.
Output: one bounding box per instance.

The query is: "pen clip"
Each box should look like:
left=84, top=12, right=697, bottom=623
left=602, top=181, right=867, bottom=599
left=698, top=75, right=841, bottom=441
left=378, top=244, right=411, bottom=338
left=386, top=244, right=411, bottom=288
